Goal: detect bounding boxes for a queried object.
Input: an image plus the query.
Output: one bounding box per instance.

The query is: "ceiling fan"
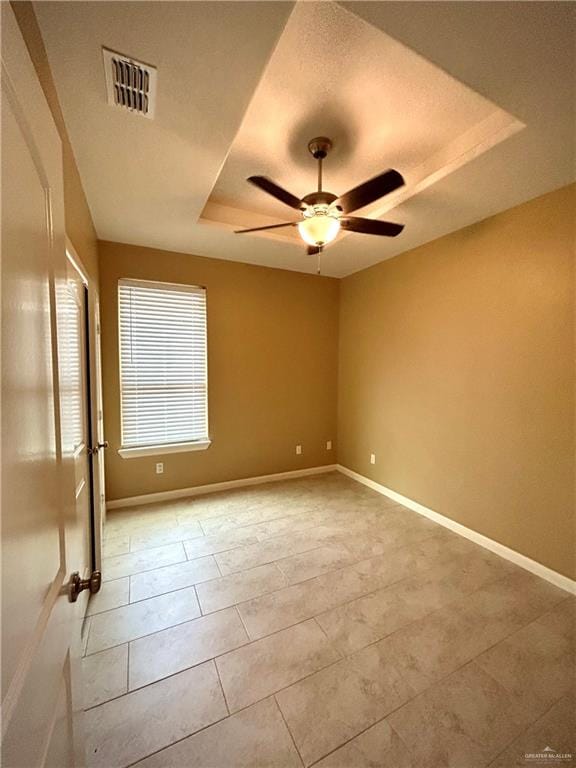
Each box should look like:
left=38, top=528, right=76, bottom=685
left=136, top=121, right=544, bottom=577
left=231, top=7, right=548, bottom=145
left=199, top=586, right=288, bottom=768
left=235, top=137, right=405, bottom=261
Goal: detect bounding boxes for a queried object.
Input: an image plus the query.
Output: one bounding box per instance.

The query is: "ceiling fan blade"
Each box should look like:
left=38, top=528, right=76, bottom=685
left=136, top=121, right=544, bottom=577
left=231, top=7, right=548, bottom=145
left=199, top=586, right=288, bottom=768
left=337, top=169, right=404, bottom=213
left=248, top=176, right=304, bottom=211
left=341, top=217, right=404, bottom=237
left=234, top=222, right=296, bottom=234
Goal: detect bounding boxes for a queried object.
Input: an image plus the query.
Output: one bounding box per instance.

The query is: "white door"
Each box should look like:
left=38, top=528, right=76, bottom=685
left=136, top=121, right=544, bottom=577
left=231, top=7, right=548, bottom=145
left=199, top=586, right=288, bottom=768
left=61, top=254, right=94, bottom=583
left=1, top=5, right=90, bottom=766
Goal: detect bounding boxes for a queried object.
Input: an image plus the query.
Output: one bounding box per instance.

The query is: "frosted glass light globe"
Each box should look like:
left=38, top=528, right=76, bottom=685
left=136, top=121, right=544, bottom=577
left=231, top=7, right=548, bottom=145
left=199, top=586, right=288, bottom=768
left=298, top=211, right=341, bottom=246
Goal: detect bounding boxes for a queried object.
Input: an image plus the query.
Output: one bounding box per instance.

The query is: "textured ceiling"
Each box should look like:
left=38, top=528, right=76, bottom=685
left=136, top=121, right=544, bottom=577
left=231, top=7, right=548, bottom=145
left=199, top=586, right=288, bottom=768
left=36, top=1, right=575, bottom=277
left=202, top=2, right=522, bottom=251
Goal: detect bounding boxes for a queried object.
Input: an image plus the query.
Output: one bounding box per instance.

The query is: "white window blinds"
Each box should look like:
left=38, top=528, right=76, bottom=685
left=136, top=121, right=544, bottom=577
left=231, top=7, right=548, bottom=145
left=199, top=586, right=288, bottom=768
left=118, top=279, right=208, bottom=449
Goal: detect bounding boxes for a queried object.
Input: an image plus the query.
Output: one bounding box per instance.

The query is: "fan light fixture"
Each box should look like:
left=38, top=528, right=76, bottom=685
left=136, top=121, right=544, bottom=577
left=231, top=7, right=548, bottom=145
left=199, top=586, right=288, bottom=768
left=235, top=136, right=405, bottom=273
left=297, top=206, right=341, bottom=246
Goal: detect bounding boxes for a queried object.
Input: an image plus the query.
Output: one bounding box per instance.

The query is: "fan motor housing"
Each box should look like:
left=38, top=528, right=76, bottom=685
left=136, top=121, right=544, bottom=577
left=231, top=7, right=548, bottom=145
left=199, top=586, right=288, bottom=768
left=302, top=191, right=338, bottom=207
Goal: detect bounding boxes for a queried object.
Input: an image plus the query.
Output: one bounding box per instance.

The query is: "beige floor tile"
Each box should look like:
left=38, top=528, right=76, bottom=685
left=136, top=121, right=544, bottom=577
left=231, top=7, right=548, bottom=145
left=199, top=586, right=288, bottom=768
left=216, top=619, right=341, bottom=712
left=105, top=511, right=178, bottom=539
left=250, top=510, right=330, bottom=542
left=226, top=504, right=309, bottom=530
left=276, top=543, right=357, bottom=585
left=236, top=566, right=367, bottom=640
left=183, top=528, right=260, bottom=559
left=314, top=718, right=414, bottom=768
left=381, top=571, right=567, bottom=694
left=276, top=640, right=414, bottom=766
left=194, top=516, right=238, bottom=535
left=86, top=586, right=200, bottom=654
left=535, top=595, right=575, bottom=641
left=237, top=535, right=465, bottom=641
left=488, top=694, right=575, bottom=767
left=316, top=547, right=515, bottom=655
left=475, top=614, right=574, bottom=716
left=214, top=530, right=332, bottom=575
left=343, top=523, right=441, bottom=561
left=196, top=563, right=287, bottom=614
left=82, top=645, right=128, bottom=709
left=102, top=543, right=186, bottom=581
left=82, top=617, right=92, bottom=657
left=129, top=521, right=204, bottom=552
left=130, top=556, right=220, bottom=602
left=85, top=661, right=227, bottom=768
left=86, top=578, right=130, bottom=617
left=103, top=535, right=130, bottom=557
left=136, top=698, right=302, bottom=768
left=387, top=662, right=533, bottom=768
left=94, top=476, right=571, bottom=768
left=129, top=607, right=249, bottom=689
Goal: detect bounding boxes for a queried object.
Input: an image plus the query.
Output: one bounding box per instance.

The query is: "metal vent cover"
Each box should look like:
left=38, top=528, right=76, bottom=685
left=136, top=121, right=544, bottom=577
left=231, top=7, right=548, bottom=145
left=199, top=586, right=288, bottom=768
left=102, top=48, right=157, bottom=119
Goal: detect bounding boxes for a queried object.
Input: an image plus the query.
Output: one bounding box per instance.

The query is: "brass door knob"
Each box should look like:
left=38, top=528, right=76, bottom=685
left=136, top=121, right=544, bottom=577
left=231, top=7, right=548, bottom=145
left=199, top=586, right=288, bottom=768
left=68, top=570, right=102, bottom=602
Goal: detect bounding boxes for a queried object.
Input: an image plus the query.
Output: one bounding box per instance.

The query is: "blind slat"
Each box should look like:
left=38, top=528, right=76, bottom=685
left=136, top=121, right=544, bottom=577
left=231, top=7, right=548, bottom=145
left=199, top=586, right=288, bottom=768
left=119, top=279, right=208, bottom=449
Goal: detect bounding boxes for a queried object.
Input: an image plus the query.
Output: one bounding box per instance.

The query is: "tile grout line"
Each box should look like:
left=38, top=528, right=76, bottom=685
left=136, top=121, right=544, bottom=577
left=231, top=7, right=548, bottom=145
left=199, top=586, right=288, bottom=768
left=86, top=536, right=519, bottom=656
left=312, top=617, right=344, bottom=660
left=212, top=658, right=231, bottom=717
left=104, top=497, right=427, bottom=572
left=305, top=608, right=573, bottom=768
left=124, top=709, right=232, bottom=768
left=98, top=524, right=448, bottom=616
left=192, top=584, right=201, bottom=617
left=483, top=693, right=570, bottom=768
left=93, top=479, right=568, bottom=766
left=235, top=542, right=504, bottom=641
left=273, top=695, right=306, bottom=768
left=233, top=604, right=251, bottom=642
left=84, top=615, right=344, bottom=713
left=86, top=582, right=569, bottom=723
left=106, top=498, right=410, bottom=567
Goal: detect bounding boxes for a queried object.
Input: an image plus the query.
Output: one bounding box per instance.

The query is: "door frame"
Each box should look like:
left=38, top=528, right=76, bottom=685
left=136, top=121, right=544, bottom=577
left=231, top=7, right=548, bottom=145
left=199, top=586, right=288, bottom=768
left=65, top=238, right=105, bottom=572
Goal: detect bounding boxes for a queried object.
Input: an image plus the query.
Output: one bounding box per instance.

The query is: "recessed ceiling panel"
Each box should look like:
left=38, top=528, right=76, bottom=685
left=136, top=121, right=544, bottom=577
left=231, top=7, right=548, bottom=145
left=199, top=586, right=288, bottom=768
left=36, top=1, right=574, bottom=276
left=201, top=2, right=523, bottom=246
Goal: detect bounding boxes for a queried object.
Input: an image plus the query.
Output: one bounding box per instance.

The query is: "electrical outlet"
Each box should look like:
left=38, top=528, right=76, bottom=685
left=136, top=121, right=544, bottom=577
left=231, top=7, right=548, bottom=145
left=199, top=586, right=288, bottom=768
left=296, top=445, right=302, bottom=455
left=326, top=440, right=332, bottom=450
left=156, top=462, right=164, bottom=474
left=370, top=454, right=376, bottom=465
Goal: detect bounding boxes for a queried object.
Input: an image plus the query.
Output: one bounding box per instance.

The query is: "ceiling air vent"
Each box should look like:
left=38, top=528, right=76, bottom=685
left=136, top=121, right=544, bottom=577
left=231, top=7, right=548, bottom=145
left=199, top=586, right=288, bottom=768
left=102, top=48, right=157, bottom=119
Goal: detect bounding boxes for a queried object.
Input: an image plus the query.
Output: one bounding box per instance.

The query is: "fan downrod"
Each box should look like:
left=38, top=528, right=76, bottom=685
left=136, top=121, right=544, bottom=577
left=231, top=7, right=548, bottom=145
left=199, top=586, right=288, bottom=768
left=307, top=137, right=333, bottom=160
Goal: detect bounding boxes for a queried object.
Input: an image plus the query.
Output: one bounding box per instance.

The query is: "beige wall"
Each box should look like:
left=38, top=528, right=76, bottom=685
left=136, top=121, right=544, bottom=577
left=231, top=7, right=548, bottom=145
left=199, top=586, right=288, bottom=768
left=11, top=1, right=99, bottom=281
left=338, top=184, right=575, bottom=579
left=98, top=241, right=339, bottom=500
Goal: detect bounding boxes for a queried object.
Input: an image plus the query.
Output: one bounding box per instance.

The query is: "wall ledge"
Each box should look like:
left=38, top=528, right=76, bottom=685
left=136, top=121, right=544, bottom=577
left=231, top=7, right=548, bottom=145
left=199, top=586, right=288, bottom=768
left=106, top=464, right=338, bottom=510
left=337, top=464, right=576, bottom=596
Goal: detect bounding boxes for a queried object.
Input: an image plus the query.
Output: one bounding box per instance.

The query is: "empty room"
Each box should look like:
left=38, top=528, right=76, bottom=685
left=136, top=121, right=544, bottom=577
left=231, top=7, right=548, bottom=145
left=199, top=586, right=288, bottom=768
left=1, top=1, right=574, bottom=766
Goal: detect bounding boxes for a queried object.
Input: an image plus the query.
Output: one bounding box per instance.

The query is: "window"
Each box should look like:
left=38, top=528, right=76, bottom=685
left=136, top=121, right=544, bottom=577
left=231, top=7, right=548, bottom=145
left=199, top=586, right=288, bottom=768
left=118, top=279, right=209, bottom=457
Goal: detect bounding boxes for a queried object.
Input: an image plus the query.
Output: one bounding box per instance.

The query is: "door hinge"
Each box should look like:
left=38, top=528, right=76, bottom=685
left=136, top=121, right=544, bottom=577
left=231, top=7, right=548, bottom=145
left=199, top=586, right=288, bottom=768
left=68, top=570, right=102, bottom=602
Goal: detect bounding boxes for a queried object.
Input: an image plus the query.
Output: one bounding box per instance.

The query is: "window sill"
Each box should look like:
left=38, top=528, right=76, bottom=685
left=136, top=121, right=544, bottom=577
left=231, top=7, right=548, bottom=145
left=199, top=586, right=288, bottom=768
left=118, top=440, right=211, bottom=459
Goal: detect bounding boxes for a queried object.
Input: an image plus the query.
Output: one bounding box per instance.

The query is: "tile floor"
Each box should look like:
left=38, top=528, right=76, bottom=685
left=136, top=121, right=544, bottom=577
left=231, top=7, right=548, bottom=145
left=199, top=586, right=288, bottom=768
left=82, top=472, right=575, bottom=767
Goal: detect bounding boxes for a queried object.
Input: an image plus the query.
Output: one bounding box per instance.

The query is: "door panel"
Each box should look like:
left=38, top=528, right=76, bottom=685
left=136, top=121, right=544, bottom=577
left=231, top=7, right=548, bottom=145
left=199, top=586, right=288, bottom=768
left=60, top=257, right=92, bottom=581
left=1, top=5, right=89, bottom=766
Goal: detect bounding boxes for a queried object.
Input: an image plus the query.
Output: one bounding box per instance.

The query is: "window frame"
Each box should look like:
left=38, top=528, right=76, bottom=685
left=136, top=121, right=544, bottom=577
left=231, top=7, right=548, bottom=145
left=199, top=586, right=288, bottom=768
left=117, top=277, right=210, bottom=459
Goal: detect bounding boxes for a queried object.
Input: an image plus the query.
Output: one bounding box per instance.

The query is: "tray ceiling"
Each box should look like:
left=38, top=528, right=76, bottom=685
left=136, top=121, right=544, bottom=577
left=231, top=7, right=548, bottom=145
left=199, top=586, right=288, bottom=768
left=36, top=1, right=575, bottom=277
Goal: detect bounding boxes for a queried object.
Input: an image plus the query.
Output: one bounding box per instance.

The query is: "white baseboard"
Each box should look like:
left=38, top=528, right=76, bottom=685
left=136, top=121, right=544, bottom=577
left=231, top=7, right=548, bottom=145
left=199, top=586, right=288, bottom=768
left=337, top=464, right=576, bottom=596
left=106, top=464, right=338, bottom=510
